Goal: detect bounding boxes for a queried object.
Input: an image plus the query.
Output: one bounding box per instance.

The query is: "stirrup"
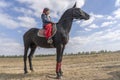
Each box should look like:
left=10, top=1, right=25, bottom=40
left=47, top=38, right=53, bottom=44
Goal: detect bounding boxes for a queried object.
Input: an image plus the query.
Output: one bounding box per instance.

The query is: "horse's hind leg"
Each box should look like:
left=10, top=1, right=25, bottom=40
left=24, top=45, right=29, bottom=74
left=28, top=44, right=36, bottom=72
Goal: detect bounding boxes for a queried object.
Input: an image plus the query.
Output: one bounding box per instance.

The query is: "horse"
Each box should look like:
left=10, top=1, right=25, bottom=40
left=23, top=3, right=90, bottom=79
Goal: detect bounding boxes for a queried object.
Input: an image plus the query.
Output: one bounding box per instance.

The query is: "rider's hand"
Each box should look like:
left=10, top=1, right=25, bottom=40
left=51, top=22, right=55, bottom=24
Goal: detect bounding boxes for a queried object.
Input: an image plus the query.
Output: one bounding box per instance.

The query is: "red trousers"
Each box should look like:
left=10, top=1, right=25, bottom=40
left=44, top=23, right=52, bottom=39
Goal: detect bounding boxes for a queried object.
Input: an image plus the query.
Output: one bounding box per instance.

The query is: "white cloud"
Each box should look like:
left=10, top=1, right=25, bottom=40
left=78, top=10, right=120, bottom=32
left=84, top=28, right=91, bottom=31
left=88, top=28, right=120, bottom=42
left=67, top=27, right=120, bottom=52
left=80, top=13, right=104, bottom=27
left=80, top=16, right=95, bottom=26
left=0, top=13, right=19, bottom=29
left=0, top=1, right=38, bottom=29
left=101, top=21, right=117, bottom=27
left=14, top=7, right=33, bottom=16
left=0, top=0, right=85, bottom=29
left=0, top=34, right=23, bottom=56
left=0, top=32, right=7, bottom=36
left=115, top=0, right=120, bottom=7
left=18, top=16, right=37, bottom=28
left=100, top=30, right=120, bottom=41
left=0, top=1, right=10, bottom=8
left=93, top=14, right=104, bottom=18
left=16, top=0, right=85, bottom=18
left=88, top=24, right=99, bottom=29
left=69, top=36, right=88, bottom=45
left=0, top=11, right=37, bottom=29
left=113, top=8, right=120, bottom=19
left=17, top=30, right=22, bottom=33
left=106, top=16, right=114, bottom=20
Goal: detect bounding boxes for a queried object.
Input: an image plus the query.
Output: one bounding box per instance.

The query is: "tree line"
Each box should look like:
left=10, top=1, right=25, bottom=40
left=0, top=50, right=119, bottom=58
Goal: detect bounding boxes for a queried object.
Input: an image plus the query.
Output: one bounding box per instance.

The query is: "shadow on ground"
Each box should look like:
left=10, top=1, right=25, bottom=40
left=94, top=65, right=120, bottom=80
left=0, top=72, right=57, bottom=80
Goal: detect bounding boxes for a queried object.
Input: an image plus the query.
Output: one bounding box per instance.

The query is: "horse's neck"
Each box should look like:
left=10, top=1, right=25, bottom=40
left=58, top=17, right=73, bottom=33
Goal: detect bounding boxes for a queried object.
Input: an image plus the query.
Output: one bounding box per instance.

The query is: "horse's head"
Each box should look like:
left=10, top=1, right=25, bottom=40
left=71, top=3, right=90, bottom=20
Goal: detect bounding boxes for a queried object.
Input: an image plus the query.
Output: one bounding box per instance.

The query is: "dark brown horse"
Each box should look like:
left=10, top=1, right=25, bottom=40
left=23, top=3, right=90, bottom=79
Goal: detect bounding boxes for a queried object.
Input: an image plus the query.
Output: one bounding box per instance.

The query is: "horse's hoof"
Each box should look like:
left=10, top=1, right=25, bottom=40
left=60, top=72, right=63, bottom=76
left=30, top=68, right=34, bottom=72
left=31, top=70, right=34, bottom=72
left=24, top=71, right=28, bottom=74
left=56, top=76, right=62, bottom=79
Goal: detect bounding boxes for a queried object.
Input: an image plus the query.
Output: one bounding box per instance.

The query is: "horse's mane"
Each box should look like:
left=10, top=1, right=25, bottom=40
left=58, top=8, right=73, bottom=23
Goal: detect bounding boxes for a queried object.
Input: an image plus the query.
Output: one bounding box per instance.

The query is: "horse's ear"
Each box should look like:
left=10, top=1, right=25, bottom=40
left=72, top=2, right=77, bottom=8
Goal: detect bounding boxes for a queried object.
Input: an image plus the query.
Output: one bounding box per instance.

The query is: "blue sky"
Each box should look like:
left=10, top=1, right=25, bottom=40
left=0, top=0, right=120, bottom=56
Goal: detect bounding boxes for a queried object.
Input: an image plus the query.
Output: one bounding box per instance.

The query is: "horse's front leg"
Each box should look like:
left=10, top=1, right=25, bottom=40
left=59, top=45, right=65, bottom=76
left=56, top=44, right=65, bottom=79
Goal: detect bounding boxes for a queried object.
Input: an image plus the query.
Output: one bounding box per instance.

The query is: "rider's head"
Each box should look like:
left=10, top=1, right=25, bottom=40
left=43, top=8, right=50, bottom=15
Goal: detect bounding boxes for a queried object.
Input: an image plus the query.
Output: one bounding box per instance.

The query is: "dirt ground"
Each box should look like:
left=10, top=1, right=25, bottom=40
left=0, top=53, right=120, bottom=80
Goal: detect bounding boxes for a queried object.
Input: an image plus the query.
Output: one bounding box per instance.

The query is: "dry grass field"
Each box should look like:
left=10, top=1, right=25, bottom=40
left=0, top=53, right=120, bottom=80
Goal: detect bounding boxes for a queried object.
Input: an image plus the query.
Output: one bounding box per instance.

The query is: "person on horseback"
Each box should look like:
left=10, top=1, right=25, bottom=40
left=41, top=8, right=54, bottom=44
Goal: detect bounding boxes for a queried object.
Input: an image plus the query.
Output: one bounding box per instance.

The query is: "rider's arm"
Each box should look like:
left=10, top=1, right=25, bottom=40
left=41, top=14, right=53, bottom=23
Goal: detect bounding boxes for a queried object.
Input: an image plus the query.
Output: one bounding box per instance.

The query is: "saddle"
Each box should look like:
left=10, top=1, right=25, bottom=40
left=37, top=24, right=57, bottom=38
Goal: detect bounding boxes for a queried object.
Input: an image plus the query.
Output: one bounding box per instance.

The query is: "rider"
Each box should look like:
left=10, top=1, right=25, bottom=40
left=41, top=8, right=54, bottom=44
